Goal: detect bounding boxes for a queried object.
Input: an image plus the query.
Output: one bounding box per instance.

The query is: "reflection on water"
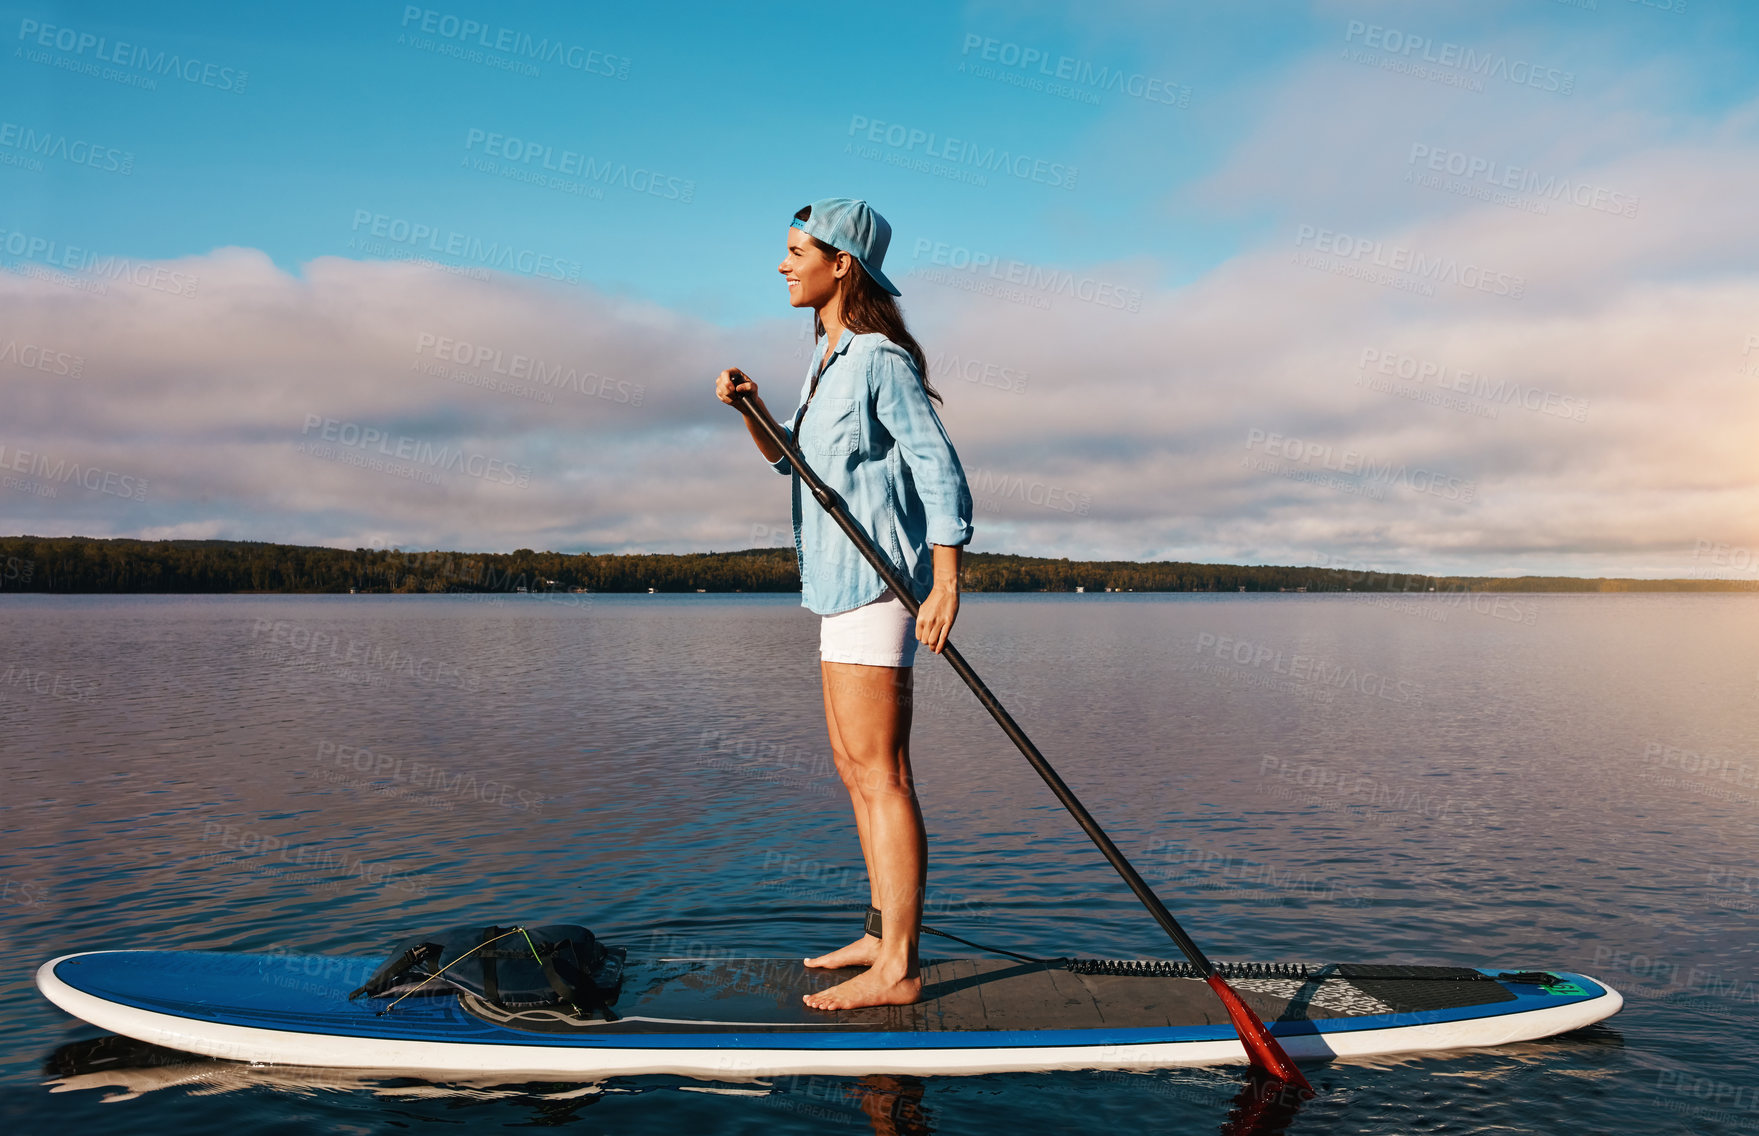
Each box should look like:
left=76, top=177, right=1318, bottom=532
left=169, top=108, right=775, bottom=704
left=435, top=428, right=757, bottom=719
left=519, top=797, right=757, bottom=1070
left=44, top=1034, right=610, bottom=1107
left=2, top=592, right=1754, bottom=1134
left=47, top=1036, right=1307, bottom=1136
left=45, top=1035, right=940, bottom=1133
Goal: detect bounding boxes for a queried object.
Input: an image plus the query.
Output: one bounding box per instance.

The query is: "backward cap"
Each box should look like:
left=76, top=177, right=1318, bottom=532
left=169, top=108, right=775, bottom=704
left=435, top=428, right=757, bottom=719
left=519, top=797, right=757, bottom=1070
left=790, top=196, right=901, bottom=296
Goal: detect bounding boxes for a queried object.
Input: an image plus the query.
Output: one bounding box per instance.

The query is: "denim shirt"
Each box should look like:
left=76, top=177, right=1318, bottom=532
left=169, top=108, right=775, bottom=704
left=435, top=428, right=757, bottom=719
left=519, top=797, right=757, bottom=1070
left=770, top=328, right=974, bottom=615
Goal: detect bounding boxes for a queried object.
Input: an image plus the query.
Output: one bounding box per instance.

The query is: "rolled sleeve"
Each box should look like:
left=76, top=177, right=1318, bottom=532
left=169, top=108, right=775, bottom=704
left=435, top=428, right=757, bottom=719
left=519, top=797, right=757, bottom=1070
left=871, top=346, right=974, bottom=547
left=769, top=413, right=795, bottom=475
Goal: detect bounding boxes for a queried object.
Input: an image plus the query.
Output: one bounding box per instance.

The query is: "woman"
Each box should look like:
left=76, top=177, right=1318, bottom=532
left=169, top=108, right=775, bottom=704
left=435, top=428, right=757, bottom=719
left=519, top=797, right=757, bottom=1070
left=715, top=197, right=974, bottom=1011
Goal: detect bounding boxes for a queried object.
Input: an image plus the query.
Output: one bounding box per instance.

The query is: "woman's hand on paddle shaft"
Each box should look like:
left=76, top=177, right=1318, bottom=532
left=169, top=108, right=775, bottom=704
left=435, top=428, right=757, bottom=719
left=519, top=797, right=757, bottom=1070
left=917, top=585, right=958, bottom=653
left=715, top=368, right=758, bottom=406
left=717, top=368, right=785, bottom=464
left=917, top=544, right=962, bottom=654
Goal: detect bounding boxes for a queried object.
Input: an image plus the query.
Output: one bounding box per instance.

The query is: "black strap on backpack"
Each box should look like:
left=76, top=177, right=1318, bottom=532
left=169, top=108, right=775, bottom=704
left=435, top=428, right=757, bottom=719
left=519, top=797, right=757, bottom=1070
left=480, top=927, right=502, bottom=1005
left=348, top=923, right=625, bottom=1018
left=349, top=939, right=442, bottom=1000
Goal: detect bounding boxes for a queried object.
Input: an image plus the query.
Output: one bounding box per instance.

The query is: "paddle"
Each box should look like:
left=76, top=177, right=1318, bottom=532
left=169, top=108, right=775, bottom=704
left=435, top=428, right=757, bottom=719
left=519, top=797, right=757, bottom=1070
left=731, top=376, right=1313, bottom=1090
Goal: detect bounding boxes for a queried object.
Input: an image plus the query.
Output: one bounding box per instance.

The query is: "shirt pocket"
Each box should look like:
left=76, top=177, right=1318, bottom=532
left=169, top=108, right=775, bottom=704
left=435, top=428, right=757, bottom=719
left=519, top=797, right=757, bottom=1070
left=805, top=397, right=860, bottom=457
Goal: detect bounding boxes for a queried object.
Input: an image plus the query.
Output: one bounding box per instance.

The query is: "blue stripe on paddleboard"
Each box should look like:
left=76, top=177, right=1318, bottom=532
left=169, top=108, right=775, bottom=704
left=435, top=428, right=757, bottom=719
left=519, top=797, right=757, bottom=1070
left=48, top=952, right=1608, bottom=1052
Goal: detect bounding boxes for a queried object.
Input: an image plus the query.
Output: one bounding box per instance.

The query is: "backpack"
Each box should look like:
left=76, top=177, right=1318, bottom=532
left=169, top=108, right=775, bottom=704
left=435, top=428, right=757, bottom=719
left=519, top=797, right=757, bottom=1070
left=349, top=923, right=626, bottom=1018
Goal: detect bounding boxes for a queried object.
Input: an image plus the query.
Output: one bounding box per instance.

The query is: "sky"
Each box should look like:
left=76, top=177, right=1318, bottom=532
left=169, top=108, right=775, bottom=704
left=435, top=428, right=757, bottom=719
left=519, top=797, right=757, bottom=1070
left=3, top=0, right=1758, bottom=579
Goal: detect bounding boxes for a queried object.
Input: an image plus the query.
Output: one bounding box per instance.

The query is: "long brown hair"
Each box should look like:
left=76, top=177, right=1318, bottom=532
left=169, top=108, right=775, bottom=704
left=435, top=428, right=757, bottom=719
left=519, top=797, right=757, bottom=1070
left=795, top=204, right=942, bottom=405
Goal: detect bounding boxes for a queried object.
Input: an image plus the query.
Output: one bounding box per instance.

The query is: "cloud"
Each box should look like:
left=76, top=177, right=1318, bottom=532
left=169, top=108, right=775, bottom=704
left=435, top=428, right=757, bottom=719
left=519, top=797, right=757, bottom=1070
left=1, top=248, right=809, bottom=554
left=3, top=72, right=1757, bottom=578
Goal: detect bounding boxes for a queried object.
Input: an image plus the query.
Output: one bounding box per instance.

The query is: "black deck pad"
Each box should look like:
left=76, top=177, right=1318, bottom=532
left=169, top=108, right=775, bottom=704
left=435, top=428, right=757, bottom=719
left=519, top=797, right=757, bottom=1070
left=457, top=957, right=1515, bottom=1036
left=1340, top=977, right=1515, bottom=1012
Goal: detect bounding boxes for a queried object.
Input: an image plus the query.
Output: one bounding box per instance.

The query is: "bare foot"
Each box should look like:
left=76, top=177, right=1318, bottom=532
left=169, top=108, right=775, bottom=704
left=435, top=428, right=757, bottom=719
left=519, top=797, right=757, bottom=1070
left=803, top=965, right=921, bottom=1011
left=804, top=933, right=880, bottom=970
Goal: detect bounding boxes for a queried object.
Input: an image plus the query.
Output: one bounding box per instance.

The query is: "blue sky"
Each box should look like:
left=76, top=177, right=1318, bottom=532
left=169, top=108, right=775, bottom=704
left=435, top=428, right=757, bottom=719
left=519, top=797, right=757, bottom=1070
left=12, top=0, right=1749, bottom=319
left=4, top=0, right=1759, bottom=577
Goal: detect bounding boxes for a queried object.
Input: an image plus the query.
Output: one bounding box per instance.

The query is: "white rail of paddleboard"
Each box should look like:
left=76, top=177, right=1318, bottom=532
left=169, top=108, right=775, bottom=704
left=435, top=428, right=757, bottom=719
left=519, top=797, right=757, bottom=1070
left=37, top=953, right=1623, bottom=1078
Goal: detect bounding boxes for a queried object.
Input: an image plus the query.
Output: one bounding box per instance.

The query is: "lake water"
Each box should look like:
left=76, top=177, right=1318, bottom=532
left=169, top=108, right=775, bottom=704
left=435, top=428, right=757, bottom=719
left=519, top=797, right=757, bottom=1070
left=1, top=592, right=1755, bottom=1134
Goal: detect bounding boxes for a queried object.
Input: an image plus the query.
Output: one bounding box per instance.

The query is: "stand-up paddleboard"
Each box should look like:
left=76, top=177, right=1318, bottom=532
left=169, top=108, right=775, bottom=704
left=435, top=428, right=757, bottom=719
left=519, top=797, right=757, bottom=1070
left=37, top=949, right=1621, bottom=1077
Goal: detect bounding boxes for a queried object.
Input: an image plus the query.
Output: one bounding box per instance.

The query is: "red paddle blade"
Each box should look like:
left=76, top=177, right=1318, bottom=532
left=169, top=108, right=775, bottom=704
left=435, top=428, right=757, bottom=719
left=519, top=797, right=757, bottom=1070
left=1221, top=1072, right=1310, bottom=1136
left=1205, top=974, right=1314, bottom=1092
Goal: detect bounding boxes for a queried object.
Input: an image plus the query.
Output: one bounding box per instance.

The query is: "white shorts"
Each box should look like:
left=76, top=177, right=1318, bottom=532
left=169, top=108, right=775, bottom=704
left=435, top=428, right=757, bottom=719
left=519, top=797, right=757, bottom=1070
left=819, top=587, right=918, bottom=668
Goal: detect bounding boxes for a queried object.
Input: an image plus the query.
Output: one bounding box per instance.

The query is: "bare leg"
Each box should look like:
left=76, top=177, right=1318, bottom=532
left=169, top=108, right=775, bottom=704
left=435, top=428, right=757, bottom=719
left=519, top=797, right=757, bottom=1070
left=803, top=662, right=884, bottom=969
left=803, top=661, right=924, bottom=1010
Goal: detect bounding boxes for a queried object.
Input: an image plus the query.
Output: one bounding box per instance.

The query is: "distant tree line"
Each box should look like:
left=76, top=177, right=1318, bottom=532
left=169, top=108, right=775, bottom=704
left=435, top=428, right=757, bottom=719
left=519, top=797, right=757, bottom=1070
left=0, top=538, right=798, bottom=595
left=0, top=536, right=1752, bottom=595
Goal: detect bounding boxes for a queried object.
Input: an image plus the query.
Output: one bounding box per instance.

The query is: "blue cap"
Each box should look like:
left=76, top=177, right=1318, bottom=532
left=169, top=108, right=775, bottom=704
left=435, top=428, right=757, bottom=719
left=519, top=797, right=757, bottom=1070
left=790, top=197, right=901, bottom=296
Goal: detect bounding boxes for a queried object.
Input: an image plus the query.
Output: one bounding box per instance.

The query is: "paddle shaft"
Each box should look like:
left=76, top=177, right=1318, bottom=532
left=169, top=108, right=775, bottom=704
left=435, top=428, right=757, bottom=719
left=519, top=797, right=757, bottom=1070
left=734, top=383, right=1311, bottom=1089
left=734, top=385, right=1219, bottom=968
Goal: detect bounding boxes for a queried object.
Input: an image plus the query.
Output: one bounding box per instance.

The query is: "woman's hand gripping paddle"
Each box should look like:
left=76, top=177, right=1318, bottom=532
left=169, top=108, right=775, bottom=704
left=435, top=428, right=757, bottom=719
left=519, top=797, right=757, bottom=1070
left=730, top=378, right=1312, bottom=1091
